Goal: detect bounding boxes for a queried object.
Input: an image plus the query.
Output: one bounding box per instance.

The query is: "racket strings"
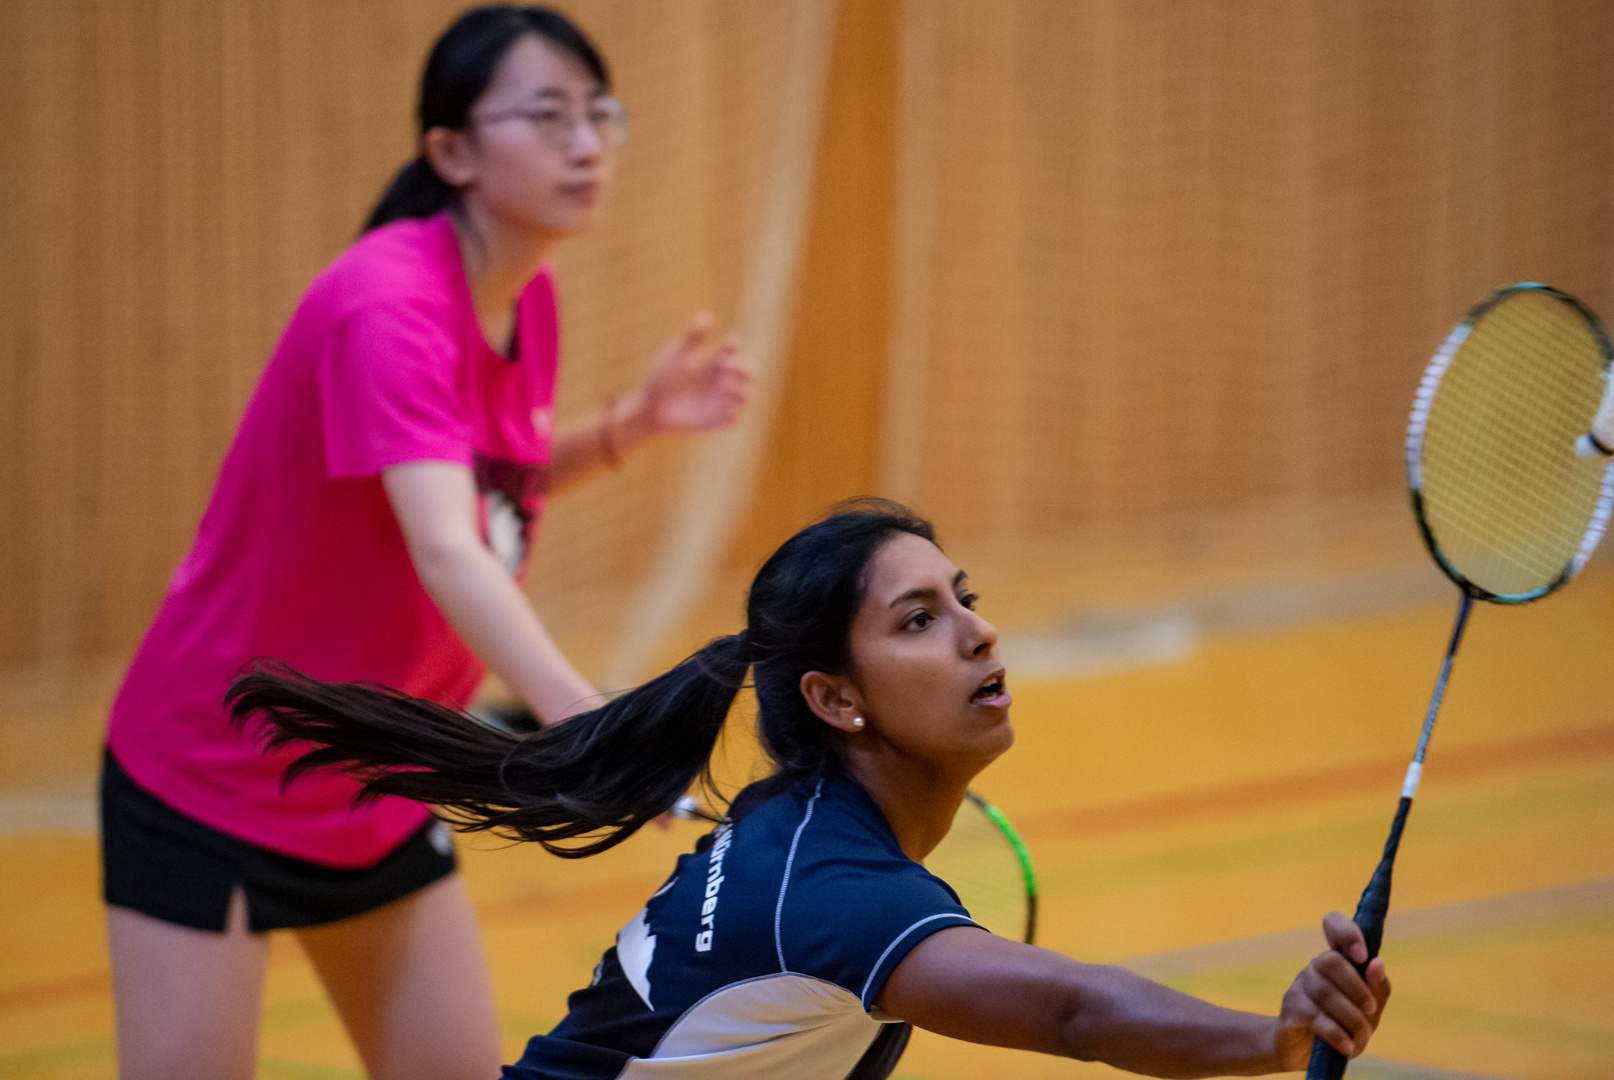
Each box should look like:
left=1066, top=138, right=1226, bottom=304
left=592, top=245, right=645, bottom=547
left=1418, top=290, right=1610, bottom=596
left=925, top=796, right=1031, bottom=942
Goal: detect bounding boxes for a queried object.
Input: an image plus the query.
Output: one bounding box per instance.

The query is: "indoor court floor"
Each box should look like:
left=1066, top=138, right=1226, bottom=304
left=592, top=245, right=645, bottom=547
left=2, top=568, right=1611, bottom=1078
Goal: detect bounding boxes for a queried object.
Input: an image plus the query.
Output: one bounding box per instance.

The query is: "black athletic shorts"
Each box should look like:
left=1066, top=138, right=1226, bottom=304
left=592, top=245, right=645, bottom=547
left=100, top=748, right=457, bottom=932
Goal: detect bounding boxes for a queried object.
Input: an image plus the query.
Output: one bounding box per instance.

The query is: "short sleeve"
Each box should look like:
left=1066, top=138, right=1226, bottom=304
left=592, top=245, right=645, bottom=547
left=320, top=301, right=472, bottom=478
left=784, top=854, right=979, bottom=1011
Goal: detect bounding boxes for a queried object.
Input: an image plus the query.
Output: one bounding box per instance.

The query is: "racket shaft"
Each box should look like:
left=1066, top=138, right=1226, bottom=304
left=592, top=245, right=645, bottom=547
left=1307, top=594, right=1468, bottom=1078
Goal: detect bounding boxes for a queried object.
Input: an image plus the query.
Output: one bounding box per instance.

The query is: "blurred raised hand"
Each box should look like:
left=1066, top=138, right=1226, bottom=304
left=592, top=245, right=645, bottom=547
left=632, top=313, right=750, bottom=436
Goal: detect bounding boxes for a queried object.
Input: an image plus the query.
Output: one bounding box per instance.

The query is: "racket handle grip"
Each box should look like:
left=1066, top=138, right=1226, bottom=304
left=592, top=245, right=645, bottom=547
left=1304, top=953, right=1368, bottom=1080
left=1304, top=796, right=1407, bottom=1079
left=1302, top=922, right=1382, bottom=1080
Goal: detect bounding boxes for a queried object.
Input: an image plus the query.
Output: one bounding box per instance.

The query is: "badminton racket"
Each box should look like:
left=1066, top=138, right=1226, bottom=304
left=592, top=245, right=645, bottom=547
left=924, top=790, right=1038, bottom=945
left=1309, top=283, right=1614, bottom=1079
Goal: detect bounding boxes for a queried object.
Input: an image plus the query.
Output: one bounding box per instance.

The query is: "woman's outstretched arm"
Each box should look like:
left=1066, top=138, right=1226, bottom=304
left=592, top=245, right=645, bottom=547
left=877, top=912, right=1389, bottom=1078
left=383, top=460, right=596, bottom=724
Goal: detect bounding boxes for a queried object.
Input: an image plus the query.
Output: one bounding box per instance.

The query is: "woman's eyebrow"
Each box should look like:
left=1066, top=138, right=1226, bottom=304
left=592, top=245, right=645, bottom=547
left=888, top=585, right=939, bottom=608
left=887, top=570, right=968, bottom=608
left=517, top=85, right=608, bottom=103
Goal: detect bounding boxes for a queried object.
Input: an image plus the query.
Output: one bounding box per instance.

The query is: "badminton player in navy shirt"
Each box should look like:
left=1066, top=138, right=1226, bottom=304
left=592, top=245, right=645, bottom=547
left=525, top=772, right=974, bottom=1078
left=231, top=501, right=1392, bottom=1079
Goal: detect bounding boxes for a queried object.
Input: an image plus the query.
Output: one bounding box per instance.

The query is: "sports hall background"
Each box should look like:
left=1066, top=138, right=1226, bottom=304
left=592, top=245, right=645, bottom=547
left=3, top=2, right=1612, bottom=1077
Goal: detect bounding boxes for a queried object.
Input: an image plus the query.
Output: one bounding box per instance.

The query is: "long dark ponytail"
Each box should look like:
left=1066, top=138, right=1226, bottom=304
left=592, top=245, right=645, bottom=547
left=227, top=499, right=935, bottom=856
left=362, top=5, right=611, bottom=234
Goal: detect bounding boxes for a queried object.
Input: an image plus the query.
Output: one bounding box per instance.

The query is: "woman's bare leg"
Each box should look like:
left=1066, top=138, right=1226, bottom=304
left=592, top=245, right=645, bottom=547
left=107, top=889, right=267, bottom=1080
left=297, top=873, right=501, bottom=1080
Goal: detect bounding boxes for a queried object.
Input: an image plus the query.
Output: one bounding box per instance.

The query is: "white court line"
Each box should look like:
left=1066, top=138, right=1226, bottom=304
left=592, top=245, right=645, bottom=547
left=0, top=792, right=95, bottom=834
left=999, top=563, right=1457, bottom=678
left=1117, top=879, right=1614, bottom=1080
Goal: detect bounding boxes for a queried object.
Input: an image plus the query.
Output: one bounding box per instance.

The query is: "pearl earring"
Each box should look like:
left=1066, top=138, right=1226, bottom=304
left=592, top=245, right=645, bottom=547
left=851, top=716, right=865, bottom=730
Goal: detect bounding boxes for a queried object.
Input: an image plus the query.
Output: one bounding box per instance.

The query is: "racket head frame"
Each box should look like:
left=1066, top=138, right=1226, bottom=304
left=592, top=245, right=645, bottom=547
left=1406, top=282, right=1614, bottom=605
left=961, top=789, right=1039, bottom=945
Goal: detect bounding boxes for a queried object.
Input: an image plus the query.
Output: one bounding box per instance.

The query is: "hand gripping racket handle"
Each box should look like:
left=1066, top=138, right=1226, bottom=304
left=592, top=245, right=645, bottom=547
left=1305, top=795, right=1408, bottom=1079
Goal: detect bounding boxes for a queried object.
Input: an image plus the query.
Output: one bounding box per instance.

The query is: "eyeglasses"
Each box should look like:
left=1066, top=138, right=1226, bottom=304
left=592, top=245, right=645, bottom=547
left=473, top=97, right=630, bottom=152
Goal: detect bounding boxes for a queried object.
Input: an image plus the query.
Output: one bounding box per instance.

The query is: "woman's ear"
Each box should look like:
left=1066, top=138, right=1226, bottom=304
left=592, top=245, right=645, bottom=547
left=422, top=126, right=477, bottom=188
left=799, top=670, right=866, bottom=734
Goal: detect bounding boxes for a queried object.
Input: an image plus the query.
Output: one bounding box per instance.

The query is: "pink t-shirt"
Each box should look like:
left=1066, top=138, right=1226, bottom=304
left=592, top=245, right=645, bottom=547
left=107, top=212, right=558, bottom=867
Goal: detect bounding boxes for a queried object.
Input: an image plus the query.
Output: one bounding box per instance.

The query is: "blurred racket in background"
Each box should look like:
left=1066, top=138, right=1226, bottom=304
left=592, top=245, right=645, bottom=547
left=923, top=790, right=1037, bottom=945
left=1310, top=283, right=1614, bottom=1078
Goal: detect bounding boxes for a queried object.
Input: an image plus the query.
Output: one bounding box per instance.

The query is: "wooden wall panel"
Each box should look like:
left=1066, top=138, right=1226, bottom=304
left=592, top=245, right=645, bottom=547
left=883, top=0, right=1614, bottom=592
left=6, top=0, right=1614, bottom=679
left=726, top=0, right=898, bottom=574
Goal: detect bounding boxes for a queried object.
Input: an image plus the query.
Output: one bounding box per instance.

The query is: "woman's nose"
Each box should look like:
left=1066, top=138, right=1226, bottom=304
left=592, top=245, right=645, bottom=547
left=569, top=115, right=605, bottom=161
left=965, top=610, right=998, bottom=657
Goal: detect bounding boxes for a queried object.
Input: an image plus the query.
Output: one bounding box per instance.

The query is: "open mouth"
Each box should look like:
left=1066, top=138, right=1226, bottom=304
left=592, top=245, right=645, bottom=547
left=561, top=180, right=600, bottom=203
left=970, top=670, right=1008, bottom=704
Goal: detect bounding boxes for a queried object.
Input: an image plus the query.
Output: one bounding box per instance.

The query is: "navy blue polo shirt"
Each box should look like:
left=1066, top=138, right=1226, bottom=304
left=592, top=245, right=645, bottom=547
left=502, top=774, right=981, bottom=1079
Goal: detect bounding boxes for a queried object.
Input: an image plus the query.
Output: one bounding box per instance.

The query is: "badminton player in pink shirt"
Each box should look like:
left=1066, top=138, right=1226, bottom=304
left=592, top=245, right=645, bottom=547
left=100, top=7, right=748, bottom=1079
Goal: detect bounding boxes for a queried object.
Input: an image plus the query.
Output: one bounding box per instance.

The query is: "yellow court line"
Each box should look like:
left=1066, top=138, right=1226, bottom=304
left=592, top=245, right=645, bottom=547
left=5, top=720, right=1610, bottom=1020
left=0, top=972, right=107, bottom=1017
